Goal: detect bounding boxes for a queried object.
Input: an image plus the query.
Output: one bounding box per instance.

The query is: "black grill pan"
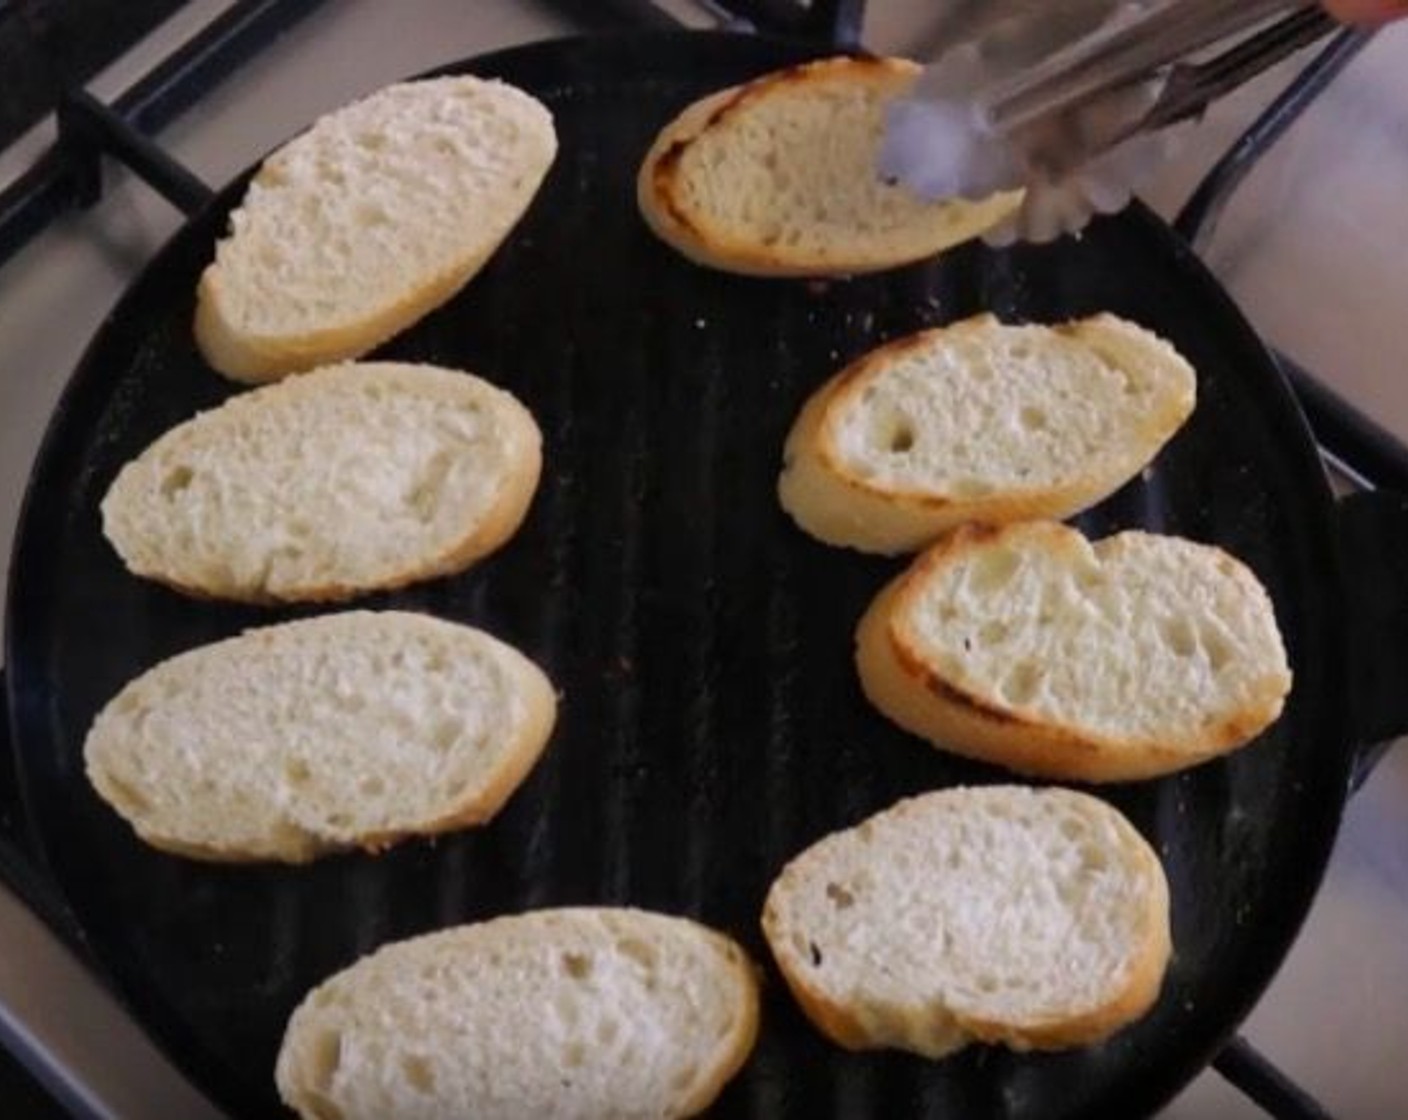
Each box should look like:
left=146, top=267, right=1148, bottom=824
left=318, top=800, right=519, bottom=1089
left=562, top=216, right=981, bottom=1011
left=6, top=30, right=1403, bottom=1119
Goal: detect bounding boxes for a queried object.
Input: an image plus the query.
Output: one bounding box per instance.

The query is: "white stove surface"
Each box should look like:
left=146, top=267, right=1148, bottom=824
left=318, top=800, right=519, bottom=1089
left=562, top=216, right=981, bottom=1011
left=1, top=2, right=1406, bottom=1116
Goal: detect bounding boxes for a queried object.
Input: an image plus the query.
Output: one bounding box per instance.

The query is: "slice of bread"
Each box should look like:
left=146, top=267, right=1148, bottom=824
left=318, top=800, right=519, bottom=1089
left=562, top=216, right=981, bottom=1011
left=100, top=361, right=541, bottom=604
left=637, top=57, right=1020, bottom=277
left=276, top=907, right=760, bottom=1120
left=83, top=611, right=557, bottom=862
left=856, top=522, right=1293, bottom=782
left=762, top=786, right=1171, bottom=1058
left=195, top=76, right=557, bottom=382
left=779, top=314, right=1197, bottom=554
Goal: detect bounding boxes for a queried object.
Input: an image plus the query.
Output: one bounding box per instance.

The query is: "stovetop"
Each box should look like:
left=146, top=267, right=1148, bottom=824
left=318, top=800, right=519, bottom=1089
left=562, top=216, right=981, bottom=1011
left=0, top=0, right=188, bottom=149
left=1, top=3, right=1406, bottom=1118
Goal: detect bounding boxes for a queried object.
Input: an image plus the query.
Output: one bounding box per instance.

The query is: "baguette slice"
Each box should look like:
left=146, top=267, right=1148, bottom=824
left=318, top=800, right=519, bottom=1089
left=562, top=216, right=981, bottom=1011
left=276, top=908, right=761, bottom=1120
left=83, top=611, right=556, bottom=862
left=638, top=57, right=1020, bottom=277
left=196, top=76, right=557, bottom=381
left=762, top=786, right=1171, bottom=1058
left=101, top=361, right=541, bottom=604
left=856, top=522, right=1293, bottom=782
left=779, top=314, right=1197, bottom=554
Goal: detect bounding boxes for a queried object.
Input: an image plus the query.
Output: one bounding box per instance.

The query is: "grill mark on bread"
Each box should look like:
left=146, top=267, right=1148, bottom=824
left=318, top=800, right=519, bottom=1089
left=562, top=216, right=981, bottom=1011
left=698, top=55, right=896, bottom=133
left=886, top=532, right=1053, bottom=734
left=856, top=522, right=1292, bottom=781
left=891, top=611, right=1267, bottom=767
left=888, top=619, right=1030, bottom=729
left=651, top=140, right=702, bottom=240
left=639, top=55, right=1014, bottom=280
left=646, top=59, right=897, bottom=261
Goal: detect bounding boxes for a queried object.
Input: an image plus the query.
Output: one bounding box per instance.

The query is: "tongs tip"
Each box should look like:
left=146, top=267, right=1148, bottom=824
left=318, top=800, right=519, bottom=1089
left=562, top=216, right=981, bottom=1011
left=878, top=0, right=1339, bottom=243
left=877, top=97, right=1018, bottom=202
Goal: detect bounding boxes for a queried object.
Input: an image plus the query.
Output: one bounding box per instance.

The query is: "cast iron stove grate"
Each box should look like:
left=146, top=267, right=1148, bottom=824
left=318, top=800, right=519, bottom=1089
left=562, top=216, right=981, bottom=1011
left=1, top=3, right=1405, bottom=1119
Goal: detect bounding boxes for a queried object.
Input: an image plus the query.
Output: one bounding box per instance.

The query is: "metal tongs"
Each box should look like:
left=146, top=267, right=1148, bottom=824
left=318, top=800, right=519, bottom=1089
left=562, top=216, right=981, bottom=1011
left=880, top=0, right=1339, bottom=242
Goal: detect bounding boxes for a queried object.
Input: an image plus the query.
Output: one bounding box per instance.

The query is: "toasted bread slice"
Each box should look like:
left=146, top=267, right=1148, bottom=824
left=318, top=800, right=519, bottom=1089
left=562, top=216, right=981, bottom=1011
left=276, top=908, right=760, bottom=1120
left=856, top=522, right=1292, bottom=781
left=762, top=786, right=1171, bottom=1058
left=195, top=76, right=557, bottom=382
left=83, top=611, right=557, bottom=862
left=779, top=314, right=1197, bottom=554
left=637, top=56, right=1020, bottom=277
left=101, top=361, right=541, bottom=604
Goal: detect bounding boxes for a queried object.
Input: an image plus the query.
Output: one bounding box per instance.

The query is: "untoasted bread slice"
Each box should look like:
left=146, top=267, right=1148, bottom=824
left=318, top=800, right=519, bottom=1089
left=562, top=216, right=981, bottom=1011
left=856, top=522, right=1292, bottom=781
left=100, top=361, right=541, bottom=604
left=83, top=611, right=557, bottom=862
left=195, top=76, right=557, bottom=382
left=638, top=57, right=1020, bottom=277
left=762, top=786, right=1171, bottom=1058
left=779, top=314, right=1197, bottom=554
left=276, top=908, right=760, bottom=1120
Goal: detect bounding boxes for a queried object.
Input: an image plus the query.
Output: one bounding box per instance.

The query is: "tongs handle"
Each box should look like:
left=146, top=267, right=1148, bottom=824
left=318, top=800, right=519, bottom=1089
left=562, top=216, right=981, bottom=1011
left=1146, top=6, right=1340, bottom=130
left=985, top=0, right=1316, bottom=133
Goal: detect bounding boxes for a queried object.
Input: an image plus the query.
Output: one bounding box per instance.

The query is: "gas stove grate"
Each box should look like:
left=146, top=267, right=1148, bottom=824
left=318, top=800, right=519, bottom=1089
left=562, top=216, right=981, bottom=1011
left=0, top=3, right=1404, bottom=1119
